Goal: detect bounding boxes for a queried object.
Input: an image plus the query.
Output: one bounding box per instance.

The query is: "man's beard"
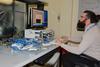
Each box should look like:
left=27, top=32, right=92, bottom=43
left=77, top=20, right=85, bottom=31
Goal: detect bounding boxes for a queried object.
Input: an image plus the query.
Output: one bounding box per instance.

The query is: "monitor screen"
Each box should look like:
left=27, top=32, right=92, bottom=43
left=29, top=8, right=48, bottom=29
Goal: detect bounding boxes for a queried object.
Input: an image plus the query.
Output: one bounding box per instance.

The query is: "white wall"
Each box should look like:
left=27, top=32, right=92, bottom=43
left=71, top=0, right=84, bottom=39
left=79, top=0, right=100, bottom=15
left=44, top=0, right=82, bottom=40
left=45, top=0, right=73, bottom=37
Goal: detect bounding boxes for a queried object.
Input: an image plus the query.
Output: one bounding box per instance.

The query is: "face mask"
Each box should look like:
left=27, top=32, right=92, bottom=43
left=77, top=20, right=85, bottom=31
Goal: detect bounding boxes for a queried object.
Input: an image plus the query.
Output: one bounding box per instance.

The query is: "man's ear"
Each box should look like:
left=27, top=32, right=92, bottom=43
left=86, top=19, right=90, bottom=22
left=0, top=0, right=13, bottom=5
left=85, top=19, right=91, bottom=26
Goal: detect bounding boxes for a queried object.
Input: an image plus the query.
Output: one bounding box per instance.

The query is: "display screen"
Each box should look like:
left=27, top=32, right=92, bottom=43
left=29, top=8, right=48, bottom=28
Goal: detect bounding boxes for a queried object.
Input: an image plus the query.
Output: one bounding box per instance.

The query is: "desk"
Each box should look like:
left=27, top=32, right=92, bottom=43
left=0, top=44, right=58, bottom=67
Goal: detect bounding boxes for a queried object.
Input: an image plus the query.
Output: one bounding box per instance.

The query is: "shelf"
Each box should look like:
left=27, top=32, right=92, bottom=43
left=16, top=0, right=47, bottom=4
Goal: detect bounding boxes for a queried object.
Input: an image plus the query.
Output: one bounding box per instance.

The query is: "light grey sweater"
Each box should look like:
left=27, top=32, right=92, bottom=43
left=61, top=23, right=100, bottom=60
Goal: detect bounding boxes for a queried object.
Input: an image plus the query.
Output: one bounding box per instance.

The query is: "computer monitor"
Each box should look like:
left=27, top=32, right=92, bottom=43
left=28, top=8, right=48, bottom=29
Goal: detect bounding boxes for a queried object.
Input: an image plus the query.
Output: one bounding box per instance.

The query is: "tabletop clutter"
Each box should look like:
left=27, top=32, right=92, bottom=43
left=10, top=30, right=55, bottom=51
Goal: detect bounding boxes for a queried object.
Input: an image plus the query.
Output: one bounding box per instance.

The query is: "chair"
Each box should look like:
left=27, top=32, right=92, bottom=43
left=75, top=61, right=100, bottom=67
left=74, top=54, right=100, bottom=67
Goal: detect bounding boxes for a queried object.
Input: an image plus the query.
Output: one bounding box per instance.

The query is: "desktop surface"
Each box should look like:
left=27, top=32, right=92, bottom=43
left=0, top=43, right=58, bottom=67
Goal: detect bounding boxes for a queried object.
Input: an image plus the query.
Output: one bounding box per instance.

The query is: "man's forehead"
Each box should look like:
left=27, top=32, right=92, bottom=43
left=81, top=13, right=87, bottom=16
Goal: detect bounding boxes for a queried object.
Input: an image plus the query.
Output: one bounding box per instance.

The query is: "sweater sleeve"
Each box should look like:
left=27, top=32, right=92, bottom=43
left=61, top=31, right=96, bottom=55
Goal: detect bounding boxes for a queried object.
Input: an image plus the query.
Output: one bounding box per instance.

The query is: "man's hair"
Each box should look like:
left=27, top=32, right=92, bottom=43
left=83, top=10, right=98, bottom=23
left=96, top=15, right=100, bottom=22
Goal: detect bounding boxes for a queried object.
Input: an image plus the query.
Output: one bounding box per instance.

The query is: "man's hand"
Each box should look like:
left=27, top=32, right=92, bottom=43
left=55, top=36, right=68, bottom=44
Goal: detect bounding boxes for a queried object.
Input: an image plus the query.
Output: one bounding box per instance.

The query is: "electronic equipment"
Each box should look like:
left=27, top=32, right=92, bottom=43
left=27, top=8, right=48, bottom=29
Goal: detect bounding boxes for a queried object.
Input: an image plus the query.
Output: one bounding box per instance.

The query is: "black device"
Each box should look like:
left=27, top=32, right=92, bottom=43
left=26, top=8, right=48, bottom=29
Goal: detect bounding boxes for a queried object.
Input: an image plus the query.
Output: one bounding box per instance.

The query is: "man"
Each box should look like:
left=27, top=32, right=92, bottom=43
left=56, top=10, right=100, bottom=67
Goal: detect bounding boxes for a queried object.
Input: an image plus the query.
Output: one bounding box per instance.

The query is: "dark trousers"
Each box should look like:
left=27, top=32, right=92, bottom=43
left=61, top=52, right=95, bottom=67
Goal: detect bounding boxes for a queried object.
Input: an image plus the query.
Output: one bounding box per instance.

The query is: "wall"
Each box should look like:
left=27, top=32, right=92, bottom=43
left=71, top=0, right=84, bottom=38
left=44, top=0, right=62, bottom=37
left=44, top=0, right=73, bottom=37
left=44, top=0, right=82, bottom=40
left=79, top=0, right=100, bottom=15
